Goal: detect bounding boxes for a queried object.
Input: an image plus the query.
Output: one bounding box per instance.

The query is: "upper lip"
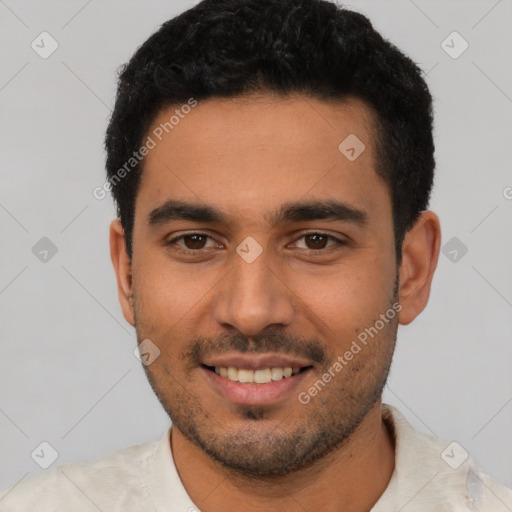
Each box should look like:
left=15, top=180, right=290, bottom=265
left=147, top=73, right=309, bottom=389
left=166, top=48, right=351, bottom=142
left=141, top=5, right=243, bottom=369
left=201, top=352, right=314, bottom=371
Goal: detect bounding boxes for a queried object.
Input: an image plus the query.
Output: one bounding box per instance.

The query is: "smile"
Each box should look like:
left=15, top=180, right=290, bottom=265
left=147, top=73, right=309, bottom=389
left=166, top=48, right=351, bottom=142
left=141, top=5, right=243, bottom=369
left=199, top=354, right=315, bottom=405
left=203, top=365, right=312, bottom=384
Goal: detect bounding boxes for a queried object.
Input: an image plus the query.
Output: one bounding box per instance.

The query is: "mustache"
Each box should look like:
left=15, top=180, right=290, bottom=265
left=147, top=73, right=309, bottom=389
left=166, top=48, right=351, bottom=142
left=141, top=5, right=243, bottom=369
left=181, top=330, right=327, bottom=367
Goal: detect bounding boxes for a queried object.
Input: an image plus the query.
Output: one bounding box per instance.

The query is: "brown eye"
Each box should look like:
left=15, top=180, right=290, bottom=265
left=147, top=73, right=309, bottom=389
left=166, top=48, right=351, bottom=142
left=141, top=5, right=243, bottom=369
left=182, top=234, right=208, bottom=249
left=165, top=233, right=217, bottom=253
left=292, top=232, right=344, bottom=252
left=304, top=234, right=329, bottom=250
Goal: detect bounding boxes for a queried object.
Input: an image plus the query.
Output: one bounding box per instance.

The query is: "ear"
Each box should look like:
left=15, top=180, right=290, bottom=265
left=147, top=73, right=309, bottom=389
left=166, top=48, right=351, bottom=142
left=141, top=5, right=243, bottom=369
left=398, top=211, right=441, bottom=325
left=109, top=219, right=135, bottom=327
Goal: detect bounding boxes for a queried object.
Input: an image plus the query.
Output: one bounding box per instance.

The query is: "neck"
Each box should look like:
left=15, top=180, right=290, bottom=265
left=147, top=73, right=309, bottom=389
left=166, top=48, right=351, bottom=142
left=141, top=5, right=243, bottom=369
left=171, top=401, right=395, bottom=512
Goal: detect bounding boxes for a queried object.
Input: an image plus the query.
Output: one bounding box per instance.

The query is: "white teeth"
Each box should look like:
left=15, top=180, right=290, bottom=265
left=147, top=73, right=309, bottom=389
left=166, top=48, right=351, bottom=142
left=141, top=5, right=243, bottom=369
left=238, top=369, right=254, bottom=383
left=213, top=366, right=304, bottom=384
left=270, top=367, right=284, bottom=381
left=253, top=368, right=272, bottom=384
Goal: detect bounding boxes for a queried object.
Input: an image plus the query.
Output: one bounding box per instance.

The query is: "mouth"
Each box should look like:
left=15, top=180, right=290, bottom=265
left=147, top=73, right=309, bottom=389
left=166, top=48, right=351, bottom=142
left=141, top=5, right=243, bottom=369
left=199, top=353, right=315, bottom=406
left=202, top=364, right=312, bottom=384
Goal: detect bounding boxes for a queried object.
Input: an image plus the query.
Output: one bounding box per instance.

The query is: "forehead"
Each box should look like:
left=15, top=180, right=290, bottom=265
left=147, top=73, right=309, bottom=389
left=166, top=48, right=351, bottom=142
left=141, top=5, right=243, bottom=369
left=135, top=94, right=389, bottom=229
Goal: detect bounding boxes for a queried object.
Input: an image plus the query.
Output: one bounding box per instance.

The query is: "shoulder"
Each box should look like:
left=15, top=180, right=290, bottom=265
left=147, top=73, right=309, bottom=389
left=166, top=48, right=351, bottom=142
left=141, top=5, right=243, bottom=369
left=0, top=438, right=160, bottom=511
left=474, top=468, right=512, bottom=512
left=381, top=404, right=512, bottom=511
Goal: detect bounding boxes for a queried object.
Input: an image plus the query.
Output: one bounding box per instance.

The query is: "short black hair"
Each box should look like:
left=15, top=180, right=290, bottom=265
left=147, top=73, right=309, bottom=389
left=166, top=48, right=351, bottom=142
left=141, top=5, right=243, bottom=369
left=105, top=0, right=435, bottom=262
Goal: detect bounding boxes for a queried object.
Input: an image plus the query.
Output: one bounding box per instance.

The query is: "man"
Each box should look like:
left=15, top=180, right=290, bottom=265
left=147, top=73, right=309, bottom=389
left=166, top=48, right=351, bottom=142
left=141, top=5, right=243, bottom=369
left=1, top=0, right=511, bottom=510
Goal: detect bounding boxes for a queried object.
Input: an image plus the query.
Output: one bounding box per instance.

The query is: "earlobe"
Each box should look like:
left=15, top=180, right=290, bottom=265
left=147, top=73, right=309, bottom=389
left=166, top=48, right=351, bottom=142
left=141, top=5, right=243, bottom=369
left=109, top=219, right=135, bottom=326
left=397, top=211, right=441, bottom=325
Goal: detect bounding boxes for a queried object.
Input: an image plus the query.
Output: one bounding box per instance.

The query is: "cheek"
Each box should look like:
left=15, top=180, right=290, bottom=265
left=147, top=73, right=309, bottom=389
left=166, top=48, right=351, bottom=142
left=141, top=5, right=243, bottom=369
left=290, top=258, right=395, bottom=341
left=133, top=248, right=206, bottom=308
left=131, top=251, right=228, bottom=355
left=131, top=261, right=196, bottom=336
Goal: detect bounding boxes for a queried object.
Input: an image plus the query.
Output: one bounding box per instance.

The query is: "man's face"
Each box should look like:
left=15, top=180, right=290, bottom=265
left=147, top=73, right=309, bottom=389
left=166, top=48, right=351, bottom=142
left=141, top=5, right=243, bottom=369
left=127, top=95, right=399, bottom=476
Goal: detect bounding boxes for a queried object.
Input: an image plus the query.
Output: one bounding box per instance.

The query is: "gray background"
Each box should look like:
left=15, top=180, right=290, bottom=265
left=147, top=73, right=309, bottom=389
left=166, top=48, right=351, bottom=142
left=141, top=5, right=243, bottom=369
left=1, top=0, right=511, bottom=491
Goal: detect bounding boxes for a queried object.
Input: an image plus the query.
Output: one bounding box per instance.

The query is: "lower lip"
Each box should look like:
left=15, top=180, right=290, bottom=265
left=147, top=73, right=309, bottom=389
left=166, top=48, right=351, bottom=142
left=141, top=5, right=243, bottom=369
left=201, top=366, right=312, bottom=406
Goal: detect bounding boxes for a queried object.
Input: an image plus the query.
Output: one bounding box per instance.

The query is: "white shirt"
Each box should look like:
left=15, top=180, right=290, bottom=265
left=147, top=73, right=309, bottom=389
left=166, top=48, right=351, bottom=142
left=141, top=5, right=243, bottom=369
left=1, top=404, right=511, bottom=511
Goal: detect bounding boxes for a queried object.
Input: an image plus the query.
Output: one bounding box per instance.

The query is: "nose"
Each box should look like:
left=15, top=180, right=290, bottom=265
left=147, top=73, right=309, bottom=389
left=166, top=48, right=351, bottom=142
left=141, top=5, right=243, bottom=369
left=211, top=247, right=296, bottom=336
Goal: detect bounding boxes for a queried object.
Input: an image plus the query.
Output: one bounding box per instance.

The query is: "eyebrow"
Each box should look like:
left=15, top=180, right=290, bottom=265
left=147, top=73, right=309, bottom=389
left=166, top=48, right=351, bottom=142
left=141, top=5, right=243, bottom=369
left=147, top=198, right=368, bottom=228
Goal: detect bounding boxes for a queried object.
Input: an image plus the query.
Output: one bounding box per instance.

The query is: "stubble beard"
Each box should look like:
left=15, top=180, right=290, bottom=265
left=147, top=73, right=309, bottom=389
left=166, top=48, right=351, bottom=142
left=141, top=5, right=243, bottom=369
left=134, top=287, right=398, bottom=479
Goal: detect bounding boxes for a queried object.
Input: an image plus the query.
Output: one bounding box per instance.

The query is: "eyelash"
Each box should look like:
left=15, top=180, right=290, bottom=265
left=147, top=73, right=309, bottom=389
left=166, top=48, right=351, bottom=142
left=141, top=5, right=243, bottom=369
left=165, top=231, right=347, bottom=256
